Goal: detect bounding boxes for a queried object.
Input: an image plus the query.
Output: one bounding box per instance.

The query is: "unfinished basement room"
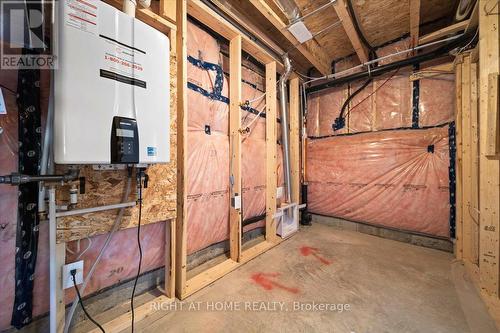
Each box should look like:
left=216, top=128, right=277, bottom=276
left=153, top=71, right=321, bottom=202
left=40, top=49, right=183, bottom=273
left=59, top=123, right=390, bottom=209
left=0, top=0, right=499, bottom=332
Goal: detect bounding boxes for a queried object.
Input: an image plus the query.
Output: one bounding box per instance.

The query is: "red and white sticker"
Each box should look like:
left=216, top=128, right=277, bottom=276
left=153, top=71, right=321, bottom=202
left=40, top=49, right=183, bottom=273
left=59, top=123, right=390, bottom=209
left=65, top=0, right=98, bottom=35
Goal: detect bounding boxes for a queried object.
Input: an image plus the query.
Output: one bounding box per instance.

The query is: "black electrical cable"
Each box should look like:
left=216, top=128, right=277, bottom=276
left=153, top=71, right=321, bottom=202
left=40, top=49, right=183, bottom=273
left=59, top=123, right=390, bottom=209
left=333, top=77, right=372, bottom=131
left=333, top=0, right=377, bottom=131
left=130, top=173, right=143, bottom=333
left=346, top=0, right=377, bottom=59
left=71, top=271, right=106, bottom=333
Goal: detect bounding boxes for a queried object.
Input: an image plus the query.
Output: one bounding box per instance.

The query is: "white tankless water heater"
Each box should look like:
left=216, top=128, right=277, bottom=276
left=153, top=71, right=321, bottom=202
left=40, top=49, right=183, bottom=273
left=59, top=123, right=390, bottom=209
left=54, top=0, right=170, bottom=164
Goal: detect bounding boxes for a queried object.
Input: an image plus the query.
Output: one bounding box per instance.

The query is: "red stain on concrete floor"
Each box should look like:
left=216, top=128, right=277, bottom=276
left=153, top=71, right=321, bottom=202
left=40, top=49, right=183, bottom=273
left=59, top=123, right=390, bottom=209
left=300, top=246, right=332, bottom=265
left=251, top=272, right=300, bottom=294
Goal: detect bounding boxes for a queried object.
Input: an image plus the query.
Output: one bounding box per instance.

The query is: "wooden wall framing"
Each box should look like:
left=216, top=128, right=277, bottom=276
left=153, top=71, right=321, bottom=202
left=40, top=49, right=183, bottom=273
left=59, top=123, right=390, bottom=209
left=455, top=0, right=500, bottom=324
left=175, top=0, right=300, bottom=300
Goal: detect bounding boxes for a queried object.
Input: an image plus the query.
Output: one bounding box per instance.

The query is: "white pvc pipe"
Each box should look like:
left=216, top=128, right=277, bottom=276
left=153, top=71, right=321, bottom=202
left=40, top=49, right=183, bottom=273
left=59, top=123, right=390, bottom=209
left=49, top=187, right=57, bottom=333
left=55, top=201, right=136, bottom=218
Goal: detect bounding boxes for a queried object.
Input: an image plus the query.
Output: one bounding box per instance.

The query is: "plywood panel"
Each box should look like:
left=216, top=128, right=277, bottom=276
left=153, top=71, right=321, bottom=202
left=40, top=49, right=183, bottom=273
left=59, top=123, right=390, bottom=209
left=57, top=53, right=178, bottom=243
left=294, top=0, right=355, bottom=59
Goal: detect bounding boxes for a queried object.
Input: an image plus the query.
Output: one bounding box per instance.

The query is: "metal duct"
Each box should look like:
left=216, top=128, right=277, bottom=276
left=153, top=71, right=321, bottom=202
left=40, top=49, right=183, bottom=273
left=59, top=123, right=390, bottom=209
left=275, top=0, right=300, bottom=22
left=279, top=54, right=293, bottom=202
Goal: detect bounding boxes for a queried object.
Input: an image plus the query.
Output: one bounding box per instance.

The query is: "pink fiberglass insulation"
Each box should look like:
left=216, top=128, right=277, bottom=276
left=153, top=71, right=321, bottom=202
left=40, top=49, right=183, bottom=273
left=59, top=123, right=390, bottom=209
left=186, top=22, right=231, bottom=254
left=307, top=126, right=451, bottom=238
left=376, top=37, right=411, bottom=66
left=0, top=219, right=167, bottom=330
left=373, top=70, right=412, bottom=130
left=307, top=85, right=348, bottom=137
left=347, top=80, right=374, bottom=133
left=419, top=74, right=455, bottom=127
left=186, top=131, right=230, bottom=254
left=187, top=21, right=220, bottom=93
left=187, top=78, right=229, bottom=134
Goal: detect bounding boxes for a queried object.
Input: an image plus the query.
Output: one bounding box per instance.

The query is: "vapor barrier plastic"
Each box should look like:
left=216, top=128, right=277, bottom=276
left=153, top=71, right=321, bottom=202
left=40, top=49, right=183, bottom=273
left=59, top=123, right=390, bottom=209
left=306, top=85, right=348, bottom=137
left=419, top=74, right=455, bottom=127
left=307, top=126, right=451, bottom=238
left=186, top=21, right=284, bottom=255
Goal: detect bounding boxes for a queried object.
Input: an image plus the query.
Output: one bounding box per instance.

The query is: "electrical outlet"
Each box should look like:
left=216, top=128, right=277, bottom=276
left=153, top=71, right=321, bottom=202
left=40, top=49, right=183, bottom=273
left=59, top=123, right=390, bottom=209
left=62, top=260, right=84, bottom=289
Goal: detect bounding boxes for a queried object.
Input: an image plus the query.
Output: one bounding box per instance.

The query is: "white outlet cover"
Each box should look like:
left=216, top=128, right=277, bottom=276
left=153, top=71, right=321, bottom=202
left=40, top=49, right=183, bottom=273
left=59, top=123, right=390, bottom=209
left=62, top=260, right=84, bottom=289
left=288, top=21, right=313, bottom=44
left=277, top=186, right=284, bottom=199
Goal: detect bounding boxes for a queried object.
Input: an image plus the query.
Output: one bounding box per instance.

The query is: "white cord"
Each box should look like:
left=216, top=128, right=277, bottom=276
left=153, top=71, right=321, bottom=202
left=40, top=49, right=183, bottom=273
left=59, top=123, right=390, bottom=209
left=76, top=237, right=92, bottom=260
left=245, top=92, right=266, bottom=104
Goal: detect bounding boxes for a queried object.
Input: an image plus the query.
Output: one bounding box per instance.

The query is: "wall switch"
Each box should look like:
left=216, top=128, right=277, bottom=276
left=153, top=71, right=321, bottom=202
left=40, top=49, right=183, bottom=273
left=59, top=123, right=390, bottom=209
left=62, top=260, right=84, bottom=289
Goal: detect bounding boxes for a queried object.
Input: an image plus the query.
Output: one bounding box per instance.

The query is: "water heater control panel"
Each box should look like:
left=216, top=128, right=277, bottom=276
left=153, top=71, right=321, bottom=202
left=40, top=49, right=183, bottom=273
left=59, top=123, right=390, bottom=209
left=54, top=0, right=170, bottom=164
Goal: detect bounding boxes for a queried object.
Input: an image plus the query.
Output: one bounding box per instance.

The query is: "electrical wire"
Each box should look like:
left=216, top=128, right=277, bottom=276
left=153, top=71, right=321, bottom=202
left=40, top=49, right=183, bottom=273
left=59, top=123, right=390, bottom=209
left=130, top=173, right=144, bottom=333
left=331, top=0, right=378, bottom=131
left=245, top=92, right=266, bottom=104
left=345, top=68, right=400, bottom=118
left=0, top=83, right=16, bottom=95
left=71, top=271, right=106, bottom=333
left=64, top=170, right=133, bottom=333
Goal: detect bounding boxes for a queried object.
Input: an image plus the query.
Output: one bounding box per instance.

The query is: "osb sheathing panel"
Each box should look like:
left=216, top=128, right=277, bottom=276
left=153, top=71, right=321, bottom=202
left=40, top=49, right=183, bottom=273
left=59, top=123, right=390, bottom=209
left=56, top=52, right=177, bottom=243
left=351, top=0, right=456, bottom=47
left=284, top=0, right=456, bottom=60
left=294, top=0, right=354, bottom=59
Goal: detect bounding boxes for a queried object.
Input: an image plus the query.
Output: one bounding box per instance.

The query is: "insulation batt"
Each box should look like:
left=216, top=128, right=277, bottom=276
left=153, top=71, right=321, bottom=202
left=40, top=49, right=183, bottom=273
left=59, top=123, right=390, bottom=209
left=307, top=126, right=451, bottom=238
left=418, top=73, right=455, bottom=127
left=186, top=22, right=284, bottom=254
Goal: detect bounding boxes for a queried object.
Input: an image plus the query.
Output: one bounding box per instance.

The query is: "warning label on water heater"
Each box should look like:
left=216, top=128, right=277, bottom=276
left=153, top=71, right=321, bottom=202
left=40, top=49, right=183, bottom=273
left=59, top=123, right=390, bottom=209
left=99, top=35, right=147, bottom=88
left=64, top=0, right=98, bottom=35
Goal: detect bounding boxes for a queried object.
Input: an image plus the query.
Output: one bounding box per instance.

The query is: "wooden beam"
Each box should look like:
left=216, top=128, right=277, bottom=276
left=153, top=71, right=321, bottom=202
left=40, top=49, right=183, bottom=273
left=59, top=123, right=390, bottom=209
left=409, top=0, right=421, bottom=47
left=160, top=0, right=177, bottom=24
left=104, top=0, right=177, bottom=33
left=461, top=54, right=473, bottom=262
left=247, top=0, right=332, bottom=75
left=333, top=0, right=369, bottom=63
left=175, top=0, right=188, bottom=298
left=56, top=243, right=66, bottom=333
left=211, top=0, right=285, bottom=56
left=419, top=20, right=469, bottom=45
left=184, top=259, right=240, bottom=298
left=465, top=0, right=479, bottom=33
left=183, top=237, right=284, bottom=298
left=229, top=35, right=242, bottom=262
left=486, top=73, right=499, bottom=156
left=165, top=219, right=176, bottom=298
left=265, top=61, right=279, bottom=242
left=478, top=0, right=500, bottom=296
left=240, top=240, right=281, bottom=263
left=455, top=56, right=464, bottom=260
left=88, top=295, right=174, bottom=333
left=470, top=61, right=480, bottom=265
left=188, top=0, right=283, bottom=72
left=289, top=77, right=300, bottom=203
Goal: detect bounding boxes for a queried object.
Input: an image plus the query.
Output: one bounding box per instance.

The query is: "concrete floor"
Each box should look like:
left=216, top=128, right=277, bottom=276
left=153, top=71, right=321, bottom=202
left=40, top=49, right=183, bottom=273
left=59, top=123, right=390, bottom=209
left=79, top=223, right=498, bottom=333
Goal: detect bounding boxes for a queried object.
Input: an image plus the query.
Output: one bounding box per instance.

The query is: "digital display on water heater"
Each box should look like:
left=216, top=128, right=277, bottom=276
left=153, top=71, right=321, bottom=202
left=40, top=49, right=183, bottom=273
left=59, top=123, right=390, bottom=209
left=116, top=128, right=135, bottom=138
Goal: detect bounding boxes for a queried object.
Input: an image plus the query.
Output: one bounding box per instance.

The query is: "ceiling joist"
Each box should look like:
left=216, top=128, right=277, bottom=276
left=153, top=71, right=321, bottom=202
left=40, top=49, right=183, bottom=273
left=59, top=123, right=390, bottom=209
left=409, top=0, right=421, bottom=47
left=332, top=0, right=369, bottom=63
left=418, top=19, right=469, bottom=45
left=247, top=0, right=332, bottom=75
